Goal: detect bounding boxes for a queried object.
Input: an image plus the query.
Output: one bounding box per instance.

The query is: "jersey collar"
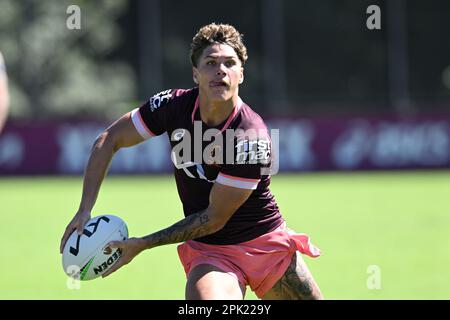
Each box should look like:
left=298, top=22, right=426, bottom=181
left=191, top=95, right=243, bottom=133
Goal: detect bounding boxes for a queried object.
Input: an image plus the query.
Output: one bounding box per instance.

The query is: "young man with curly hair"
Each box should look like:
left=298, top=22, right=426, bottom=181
left=61, top=23, right=323, bottom=300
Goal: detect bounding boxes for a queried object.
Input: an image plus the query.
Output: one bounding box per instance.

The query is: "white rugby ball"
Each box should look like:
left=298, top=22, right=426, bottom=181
left=62, top=215, right=128, bottom=280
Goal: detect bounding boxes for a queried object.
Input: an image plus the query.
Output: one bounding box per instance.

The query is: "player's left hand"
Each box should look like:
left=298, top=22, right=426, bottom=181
left=101, top=237, right=147, bottom=278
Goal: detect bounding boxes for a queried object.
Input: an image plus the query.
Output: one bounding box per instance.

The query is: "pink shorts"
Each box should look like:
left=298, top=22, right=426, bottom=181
left=177, top=222, right=320, bottom=298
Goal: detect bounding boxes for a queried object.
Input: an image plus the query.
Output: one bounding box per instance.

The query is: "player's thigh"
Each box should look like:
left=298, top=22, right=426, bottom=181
left=262, top=252, right=323, bottom=300
left=186, top=264, right=246, bottom=300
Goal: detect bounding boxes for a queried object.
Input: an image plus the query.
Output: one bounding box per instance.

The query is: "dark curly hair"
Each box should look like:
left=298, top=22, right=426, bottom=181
left=190, top=23, right=248, bottom=67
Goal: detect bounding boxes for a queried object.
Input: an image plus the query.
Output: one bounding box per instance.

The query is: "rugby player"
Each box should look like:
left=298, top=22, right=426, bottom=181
left=60, top=23, right=323, bottom=300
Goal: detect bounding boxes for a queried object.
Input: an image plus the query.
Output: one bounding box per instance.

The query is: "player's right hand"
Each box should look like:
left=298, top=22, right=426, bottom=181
left=59, top=210, right=91, bottom=254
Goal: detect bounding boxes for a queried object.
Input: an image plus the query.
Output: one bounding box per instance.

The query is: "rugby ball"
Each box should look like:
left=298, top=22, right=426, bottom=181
left=62, top=215, right=128, bottom=280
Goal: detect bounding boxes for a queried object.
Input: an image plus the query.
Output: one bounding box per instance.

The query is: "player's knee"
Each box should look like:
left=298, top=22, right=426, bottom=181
left=185, top=276, right=219, bottom=300
left=185, top=278, right=239, bottom=300
left=185, top=265, right=245, bottom=300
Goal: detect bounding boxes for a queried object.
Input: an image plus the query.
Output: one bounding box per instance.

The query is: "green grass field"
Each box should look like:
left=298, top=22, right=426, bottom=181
left=1, top=171, right=449, bottom=299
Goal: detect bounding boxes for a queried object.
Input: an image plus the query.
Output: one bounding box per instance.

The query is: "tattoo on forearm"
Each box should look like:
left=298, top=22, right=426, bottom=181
left=143, top=210, right=215, bottom=248
left=199, top=213, right=210, bottom=225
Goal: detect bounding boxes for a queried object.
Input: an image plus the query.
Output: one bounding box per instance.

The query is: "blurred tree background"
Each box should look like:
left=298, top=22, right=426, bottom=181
left=0, top=0, right=449, bottom=121
left=0, top=0, right=136, bottom=120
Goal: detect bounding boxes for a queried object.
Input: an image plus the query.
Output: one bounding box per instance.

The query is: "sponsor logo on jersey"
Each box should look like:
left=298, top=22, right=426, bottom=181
left=173, top=129, right=186, bottom=141
left=235, top=139, right=271, bottom=164
left=149, top=90, right=172, bottom=112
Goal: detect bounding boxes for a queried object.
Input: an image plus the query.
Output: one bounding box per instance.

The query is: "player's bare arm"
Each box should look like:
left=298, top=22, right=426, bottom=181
left=0, top=52, right=10, bottom=133
left=101, top=183, right=253, bottom=278
left=78, top=112, right=144, bottom=212
left=59, top=113, right=144, bottom=253
left=144, top=183, right=252, bottom=247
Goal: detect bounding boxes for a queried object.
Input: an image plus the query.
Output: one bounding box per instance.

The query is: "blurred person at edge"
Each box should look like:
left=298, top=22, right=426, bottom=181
left=0, top=51, right=9, bottom=134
